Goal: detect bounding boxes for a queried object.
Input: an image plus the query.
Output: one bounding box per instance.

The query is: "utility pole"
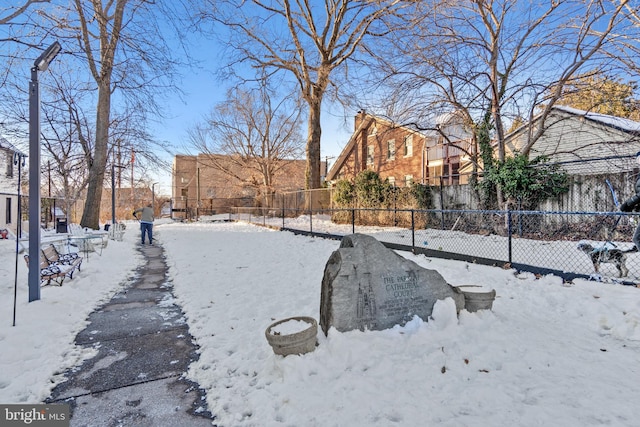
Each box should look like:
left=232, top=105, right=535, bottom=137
left=152, top=182, right=159, bottom=216
left=111, top=163, right=126, bottom=224
left=131, top=148, right=135, bottom=204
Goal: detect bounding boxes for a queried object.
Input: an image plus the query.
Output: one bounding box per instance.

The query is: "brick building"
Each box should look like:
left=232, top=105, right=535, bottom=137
left=326, top=111, right=474, bottom=186
left=172, top=154, right=311, bottom=218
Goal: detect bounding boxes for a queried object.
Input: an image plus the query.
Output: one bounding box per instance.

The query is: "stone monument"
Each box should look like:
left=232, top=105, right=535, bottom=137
left=320, top=234, right=465, bottom=335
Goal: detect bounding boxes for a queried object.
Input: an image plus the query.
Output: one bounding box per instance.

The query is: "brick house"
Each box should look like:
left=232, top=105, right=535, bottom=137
left=0, top=136, right=26, bottom=232
left=172, top=154, right=310, bottom=218
left=326, top=111, right=474, bottom=186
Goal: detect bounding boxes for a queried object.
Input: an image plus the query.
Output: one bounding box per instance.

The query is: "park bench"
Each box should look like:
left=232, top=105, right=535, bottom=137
left=23, top=245, right=83, bottom=286
left=42, top=244, right=83, bottom=276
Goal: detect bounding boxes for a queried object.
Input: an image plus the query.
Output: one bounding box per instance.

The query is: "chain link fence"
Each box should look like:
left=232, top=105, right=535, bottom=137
left=194, top=155, right=640, bottom=283
left=226, top=206, right=640, bottom=284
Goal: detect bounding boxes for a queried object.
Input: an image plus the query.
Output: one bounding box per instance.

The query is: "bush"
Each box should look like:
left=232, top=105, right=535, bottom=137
left=333, top=171, right=434, bottom=211
left=333, top=179, right=355, bottom=206
left=354, top=170, right=387, bottom=207
left=484, top=154, right=569, bottom=209
left=410, top=183, right=432, bottom=209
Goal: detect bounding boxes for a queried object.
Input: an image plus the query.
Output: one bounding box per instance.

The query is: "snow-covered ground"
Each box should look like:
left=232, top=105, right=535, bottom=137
left=236, top=213, right=640, bottom=280
left=1, top=219, right=640, bottom=426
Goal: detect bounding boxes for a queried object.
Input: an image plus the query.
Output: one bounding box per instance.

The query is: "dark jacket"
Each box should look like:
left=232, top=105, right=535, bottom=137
left=621, top=176, right=640, bottom=212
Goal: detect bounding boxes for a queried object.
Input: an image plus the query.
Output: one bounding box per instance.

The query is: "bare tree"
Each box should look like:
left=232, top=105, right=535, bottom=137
left=0, top=50, right=171, bottom=225
left=369, top=0, right=630, bottom=207
left=0, top=0, right=49, bottom=25
left=195, top=0, right=412, bottom=189
left=393, top=0, right=628, bottom=157
left=606, top=1, right=640, bottom=90
left=188, top=83, right=305, bottom=197
left=18, top=0, right=189, bottom=229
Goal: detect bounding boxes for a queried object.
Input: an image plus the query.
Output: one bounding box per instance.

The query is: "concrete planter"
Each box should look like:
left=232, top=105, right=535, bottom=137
left=456, top=286, right=496, bottom=312
left=265, top=316, right=318, bottom=356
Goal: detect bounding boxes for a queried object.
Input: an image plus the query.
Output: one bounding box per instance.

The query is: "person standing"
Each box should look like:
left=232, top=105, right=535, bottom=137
left=133, top=203, right=154, bottom=244
left=620, top=151, right=640, bottom=251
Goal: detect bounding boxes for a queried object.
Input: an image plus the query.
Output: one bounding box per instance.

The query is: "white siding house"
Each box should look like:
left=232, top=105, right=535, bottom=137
left=0, top=136, right=26, bottom=232
left=504, top=106, right=640, bottom=175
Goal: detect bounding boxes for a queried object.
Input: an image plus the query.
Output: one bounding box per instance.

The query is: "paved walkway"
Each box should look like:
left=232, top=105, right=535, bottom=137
left=46, top=243, right=215, bottom=426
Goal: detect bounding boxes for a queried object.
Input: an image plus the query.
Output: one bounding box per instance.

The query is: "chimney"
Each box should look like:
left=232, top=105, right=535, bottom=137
left=355, top=110, right=367, bottom=131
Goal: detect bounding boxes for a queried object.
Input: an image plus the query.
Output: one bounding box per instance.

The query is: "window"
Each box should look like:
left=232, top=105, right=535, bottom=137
left=6, top=197, right=11, bottom=224
left=6, top=153, right=13, bottom=178
left=387, top=140, right=396, bottom=160
left=403, top=135, right=413, bottom=157
left=367, top=145, right=374, bottom=165
left=404, top=175, right=414, bottom=187
left=388, top=176, right=396, bottom=186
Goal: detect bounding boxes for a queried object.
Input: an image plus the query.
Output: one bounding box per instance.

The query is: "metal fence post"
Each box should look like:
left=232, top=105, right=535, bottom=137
left=411, top=209, right=415, bottom=252
left=310, top=189, right=313, bottom=234
left=440, top=177, right=445, bottom=229
left=507, top=209, right=513, bottom=264
left=352, top=208, right=355, bottom=234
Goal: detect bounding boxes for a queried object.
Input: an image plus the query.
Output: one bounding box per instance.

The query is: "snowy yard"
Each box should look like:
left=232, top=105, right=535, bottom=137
left=1, top=220, right=639, bottom=426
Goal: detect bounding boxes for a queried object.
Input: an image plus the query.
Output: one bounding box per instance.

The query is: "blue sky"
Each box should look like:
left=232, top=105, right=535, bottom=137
left=151, top=64, right=354, bottom=195
left=0, top=3, right=354, bottom=198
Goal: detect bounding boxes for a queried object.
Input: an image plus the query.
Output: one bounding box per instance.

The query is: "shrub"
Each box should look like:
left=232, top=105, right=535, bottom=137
left=333, top=179, right=354, bottom=206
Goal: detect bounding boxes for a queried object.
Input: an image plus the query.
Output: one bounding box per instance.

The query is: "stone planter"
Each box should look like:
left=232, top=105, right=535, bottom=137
left=456, top=286, right=496, bottom=312
left=265, top=316, right=318, bottom=356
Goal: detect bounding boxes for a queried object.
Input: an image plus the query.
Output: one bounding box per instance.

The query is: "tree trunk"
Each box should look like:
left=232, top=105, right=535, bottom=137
left=80, top=81, right=110, bottom=229
left=305, top=96, right=322, bottom=190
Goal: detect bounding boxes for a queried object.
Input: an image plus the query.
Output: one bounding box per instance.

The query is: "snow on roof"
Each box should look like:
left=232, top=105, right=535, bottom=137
left=553, top=105, right=640, bottom=133
left=0, top=135, right=27, bottom=157
left=435, top=110, right=466, bottom=126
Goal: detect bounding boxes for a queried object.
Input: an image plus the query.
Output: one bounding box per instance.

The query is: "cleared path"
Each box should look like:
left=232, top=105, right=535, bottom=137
left=47, top=243, right=215, bottom=426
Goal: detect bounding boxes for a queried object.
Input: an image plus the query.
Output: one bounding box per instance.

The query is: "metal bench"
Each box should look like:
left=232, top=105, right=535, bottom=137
left=23, top=245, right=83, bottom=286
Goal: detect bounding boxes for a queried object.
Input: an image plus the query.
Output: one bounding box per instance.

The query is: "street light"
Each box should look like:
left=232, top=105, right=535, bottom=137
left=28, top=41, right=61, bottom=303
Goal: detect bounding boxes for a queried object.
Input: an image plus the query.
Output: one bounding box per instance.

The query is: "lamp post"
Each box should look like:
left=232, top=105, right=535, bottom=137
left=152, top=182, right=158, bottom=216
left=28, top=41, right=61, bottom=302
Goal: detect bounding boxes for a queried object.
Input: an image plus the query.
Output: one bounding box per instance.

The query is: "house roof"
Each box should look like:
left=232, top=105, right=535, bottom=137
left=503, top=105, right=640, bottom=154
left=0, top=135, right=27, bottom=157
left=507, top=106, right=640, bottom=139
left=325, top=115, right=373, bottom=182
left=325, top=113, right=431, bottom=181
left=552, top=105, right=640, bottom=134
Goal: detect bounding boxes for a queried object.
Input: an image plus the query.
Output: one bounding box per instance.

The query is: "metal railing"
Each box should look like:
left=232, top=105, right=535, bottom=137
left=223, top=207, right=640, bottom=285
